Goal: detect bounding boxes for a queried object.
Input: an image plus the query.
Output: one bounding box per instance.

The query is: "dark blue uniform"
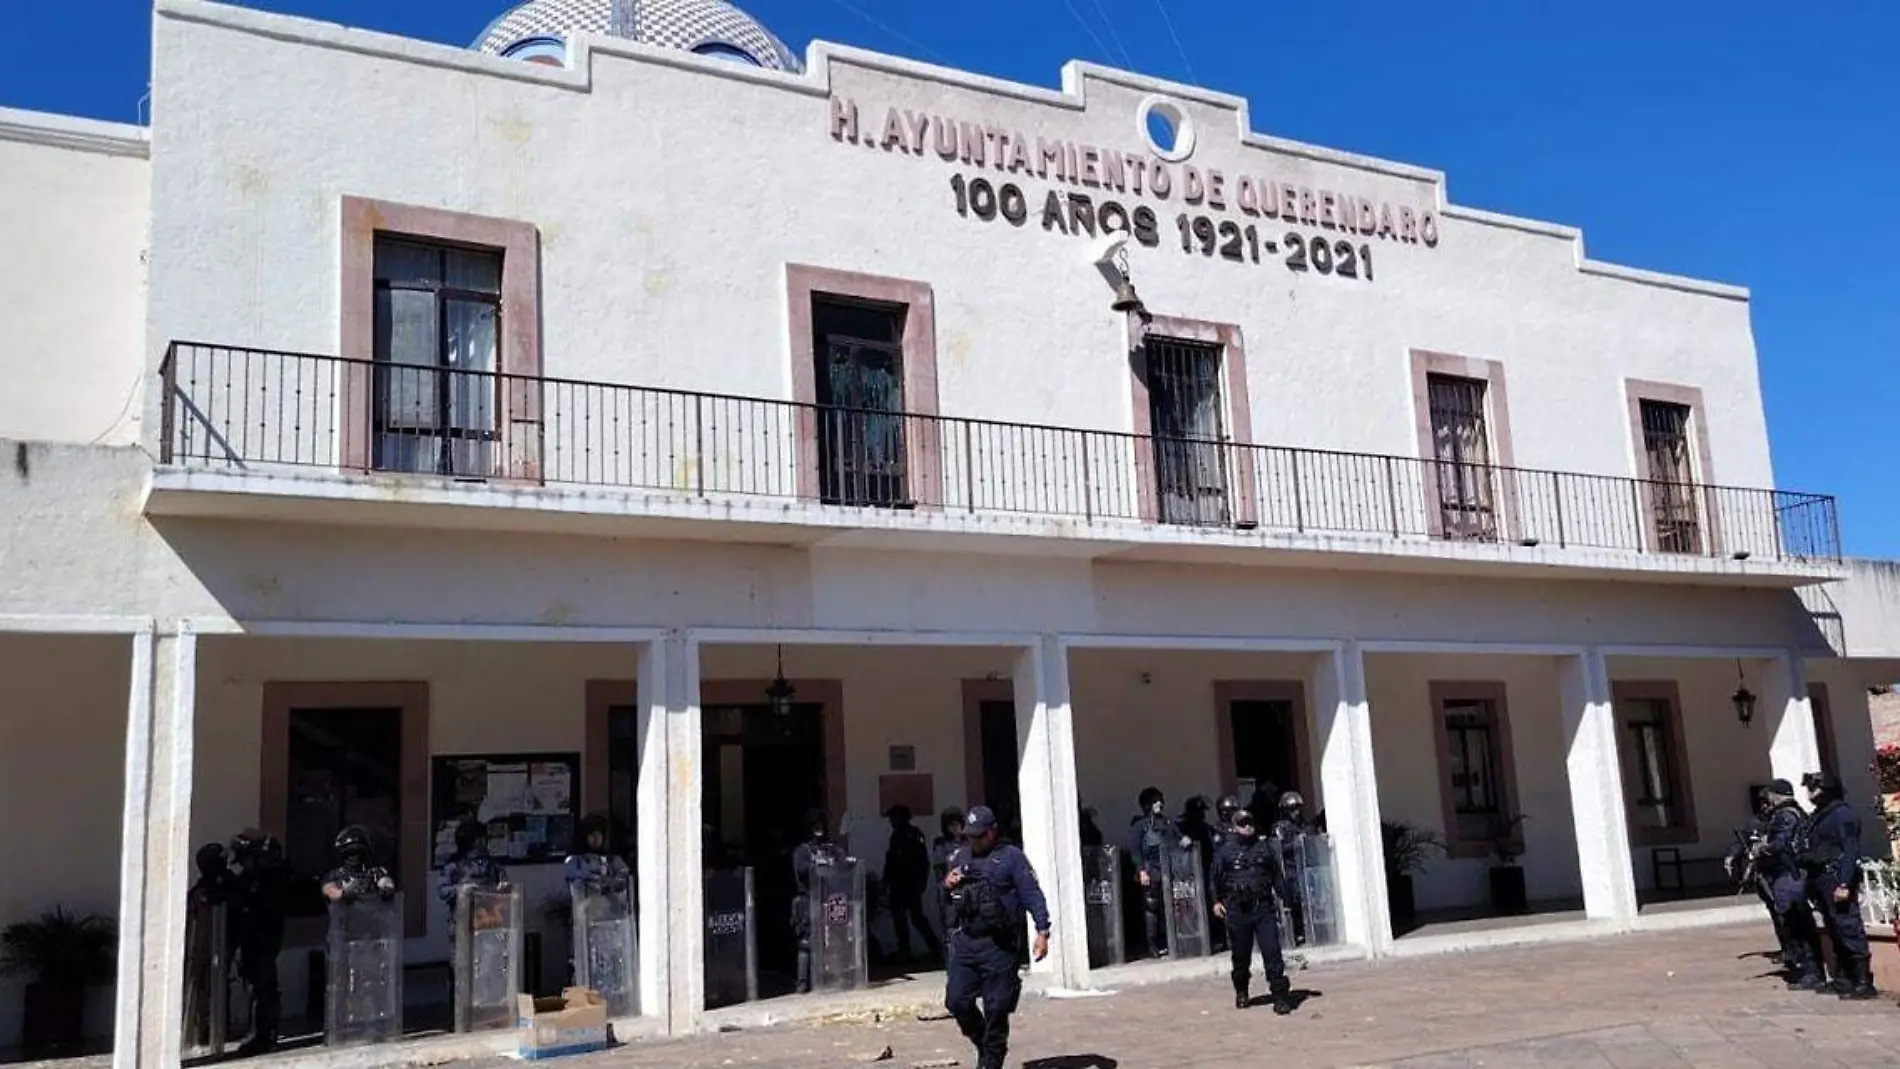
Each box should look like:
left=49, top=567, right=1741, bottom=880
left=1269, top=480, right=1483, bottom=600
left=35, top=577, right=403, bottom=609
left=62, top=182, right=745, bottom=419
left=1753, top=801, right=1822, bottom=984
left=1212, top=835, right=1291, bottom=1009
left=790, top=839, right=842, bottom=993
left=943, top=842, right=1050, bottom=1069
left=1127, top=814, right=1178, bottom=957
left=1804, top=798, right=1869, bottom=982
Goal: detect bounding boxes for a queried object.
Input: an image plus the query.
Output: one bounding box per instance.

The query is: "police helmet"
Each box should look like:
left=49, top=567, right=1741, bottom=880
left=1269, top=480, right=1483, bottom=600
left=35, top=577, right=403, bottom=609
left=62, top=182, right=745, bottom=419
left=1138, top=786, right=1165, bottom=811
left=334, top=824, right=372, bottom=859
left=1216, top=795, right=1240, bottom=821
left=1231, top=808, right=1257, bottom=830
left=454, top=819, right=487, bottom=854
left=1185, top=795, right=1210, bottom=815
left=1279, top=791, right=1305, bottom=812
left=801, top=808, right=830, bottom=840
left=195, top=842, right=228, bottom=876
left=578, top=812, right=611, bottom=848
left=940, top=807, right=966, bottom=836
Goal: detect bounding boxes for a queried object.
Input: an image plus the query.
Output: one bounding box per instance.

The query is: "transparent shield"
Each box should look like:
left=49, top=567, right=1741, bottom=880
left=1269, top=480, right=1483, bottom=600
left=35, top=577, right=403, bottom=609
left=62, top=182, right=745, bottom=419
left=808, top=856, right=868, bottom=994
left=571, top=884, right=640, bottom=1018
left=703, top=867, right=758, bottom=1008
left=324, top=895, right=404, bottom=1047
left=1081, top=847, right=1125, bottom=968
left=181, top=899, right=229, bottom=1056
left=1161, top=842, right=1209, bottom=958
left=1298, top=834, right=1342, bottom=948
left=453, top=886, right=522, bottom=1033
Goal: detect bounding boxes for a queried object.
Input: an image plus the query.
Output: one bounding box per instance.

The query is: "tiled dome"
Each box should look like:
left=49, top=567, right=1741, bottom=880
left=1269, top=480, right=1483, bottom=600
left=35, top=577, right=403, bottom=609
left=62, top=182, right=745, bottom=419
left=475, top=0, right=802, bottom=72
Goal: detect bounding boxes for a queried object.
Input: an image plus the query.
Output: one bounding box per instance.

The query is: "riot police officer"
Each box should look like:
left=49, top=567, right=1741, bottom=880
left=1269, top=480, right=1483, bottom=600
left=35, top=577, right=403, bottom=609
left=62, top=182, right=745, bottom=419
left=1748, top=780, right=1824, bottom=989
left=439, top=819, right=509, bottom=1013
left=183, top=843, right=236, bottom=1051
left=564, top=813, right=631, bottom=896
left=790, top=808, right=837, bottom=994
left=942, top=806, right=1050, bottom=1069
left=1801, top=771, right=1876, bottom=999
left=228, top=830, right=289, bottom=1055
left=1211, top=809, right=1293, bottom=1014
left=1127, top=787, right=1181, bottom=958
left=1273, top=792, right=1309, bottom=946
left=1212, top=796, right=1242, bottom=848
left=1724, top=787, right=1783, bottom=965
left=322, top=826, right=396, bottom=902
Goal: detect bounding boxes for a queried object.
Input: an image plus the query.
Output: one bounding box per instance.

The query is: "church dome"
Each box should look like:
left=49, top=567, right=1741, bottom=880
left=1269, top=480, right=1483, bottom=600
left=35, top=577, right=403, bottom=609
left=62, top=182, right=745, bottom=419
left=475, top=0, right=802, bottom=72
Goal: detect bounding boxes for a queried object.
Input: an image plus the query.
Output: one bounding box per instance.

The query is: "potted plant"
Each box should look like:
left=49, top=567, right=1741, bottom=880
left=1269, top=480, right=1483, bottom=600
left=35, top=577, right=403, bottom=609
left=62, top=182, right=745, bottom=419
left=1, top=908, right=117, bottom=1058
left=1486, top=814, right=1530, bottom=916
left=1381, top=821, right=1443, bottom=936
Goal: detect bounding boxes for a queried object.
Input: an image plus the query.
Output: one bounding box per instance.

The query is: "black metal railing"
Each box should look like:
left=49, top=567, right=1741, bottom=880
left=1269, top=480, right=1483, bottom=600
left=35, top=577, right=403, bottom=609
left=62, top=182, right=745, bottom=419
left=158, top=342, right=1843, bottom=564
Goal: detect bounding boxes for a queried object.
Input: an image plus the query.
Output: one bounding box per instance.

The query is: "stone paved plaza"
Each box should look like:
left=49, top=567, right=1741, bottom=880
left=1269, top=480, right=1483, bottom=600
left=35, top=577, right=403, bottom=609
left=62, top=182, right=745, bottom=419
left=515, top=924, right=1900, bottom=1069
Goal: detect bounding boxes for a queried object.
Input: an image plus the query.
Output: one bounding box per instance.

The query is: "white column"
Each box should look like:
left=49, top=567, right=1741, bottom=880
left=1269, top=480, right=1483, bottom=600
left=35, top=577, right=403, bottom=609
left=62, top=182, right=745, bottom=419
left=1766, top=650, right=1821, bottom=798
left=1558, top=648, right=1637, bottom=926
left=1313, top=641, right=1389, bottom=954
left=635, top=632, right=702, bottom=1035
left=1012, top=636, right=1088, bottom=988
left=115, top=624, right=197, bottom=1069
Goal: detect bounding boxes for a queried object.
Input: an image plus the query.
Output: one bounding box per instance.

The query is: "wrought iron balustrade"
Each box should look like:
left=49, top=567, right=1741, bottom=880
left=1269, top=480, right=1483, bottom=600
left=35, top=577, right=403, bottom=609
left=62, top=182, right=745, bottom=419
left=158, top=342, right=1842, bottom=564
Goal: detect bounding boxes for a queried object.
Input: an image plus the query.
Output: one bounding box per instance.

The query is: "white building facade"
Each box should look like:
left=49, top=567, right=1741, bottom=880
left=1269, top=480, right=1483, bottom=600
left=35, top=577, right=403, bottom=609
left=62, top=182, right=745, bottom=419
left=3, top=0, right=1898, bottom=1064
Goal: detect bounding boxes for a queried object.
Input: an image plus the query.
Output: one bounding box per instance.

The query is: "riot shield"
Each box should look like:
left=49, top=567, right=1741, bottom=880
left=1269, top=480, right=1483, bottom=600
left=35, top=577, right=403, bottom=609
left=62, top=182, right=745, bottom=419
left=808, top=855, right=868, bottom=994
left=1298, top=834, right=1342, bottom=948
left=453, top=886, right=523, bottom=1033
left=181, top=898, right=229, bottom=1056
left=1081, top=846, right=1125, bottom=968
left=324, top=894, right=404, bottom=1047
left=1161, top=841, right=1209, bottom=959
left=571, top=884, right=640, bottom=1018
left=703, top=867, right=758, bottom=1008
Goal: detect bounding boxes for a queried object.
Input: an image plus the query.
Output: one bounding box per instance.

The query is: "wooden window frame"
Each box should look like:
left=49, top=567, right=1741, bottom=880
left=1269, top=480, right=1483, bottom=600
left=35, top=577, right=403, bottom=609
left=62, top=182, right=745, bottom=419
left=1126, top=314, right=1257, bottom=527
left=1623, top=379, right=1721, bottom=555
left=785, top=265, right=942, bottom=509
left=1611, top=680, right=1699, bottom=847
left=260, top=681, right=431, bottom=940
left=1427, top=681, right=1522, bottom=859
left=341, top=196, right=543, bottom=482
left=1409, top=350, right=1519, bottom=542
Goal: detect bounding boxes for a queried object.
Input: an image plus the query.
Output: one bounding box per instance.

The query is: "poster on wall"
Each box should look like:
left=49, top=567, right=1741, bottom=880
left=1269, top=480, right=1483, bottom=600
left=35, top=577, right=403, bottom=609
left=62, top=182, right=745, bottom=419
left=431, top=752, right=580, bottom=867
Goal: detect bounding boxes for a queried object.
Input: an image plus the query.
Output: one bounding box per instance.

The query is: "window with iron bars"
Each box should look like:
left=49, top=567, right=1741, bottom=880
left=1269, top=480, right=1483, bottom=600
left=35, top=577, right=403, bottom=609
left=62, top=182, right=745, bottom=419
left=811, top=296, right=911, bottom=508
left=1145, top=336, right=1231, bottom=526
left=1639, top=399, right=1701, bottom=554
left=1426, top=374, right=1496, bottom=541
left=1443, top=699, right=1506, bottom=844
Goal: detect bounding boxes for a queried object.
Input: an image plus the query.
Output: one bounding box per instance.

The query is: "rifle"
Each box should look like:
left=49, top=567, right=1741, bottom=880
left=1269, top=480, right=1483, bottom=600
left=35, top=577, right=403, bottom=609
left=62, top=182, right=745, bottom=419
left=1731, top=828, right=1761, bottom=891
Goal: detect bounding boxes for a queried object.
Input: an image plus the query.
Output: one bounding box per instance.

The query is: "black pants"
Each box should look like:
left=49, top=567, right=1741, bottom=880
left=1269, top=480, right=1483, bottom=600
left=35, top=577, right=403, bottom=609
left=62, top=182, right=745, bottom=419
left=791, top=895, right=813, bottom=993
left=237, top=940, right=280, bottom=1048
left=1815, top=878, right=1870, bottom=960
left=1140, top=881, right=1166, bottom=957
left=1767, top=872, right=1818, bottom=972
left=945, top=933, right=1022, bottom=1069
left=1225, top=907, right=1289, bottom=999
left=889, top=888, right=941, bottom=959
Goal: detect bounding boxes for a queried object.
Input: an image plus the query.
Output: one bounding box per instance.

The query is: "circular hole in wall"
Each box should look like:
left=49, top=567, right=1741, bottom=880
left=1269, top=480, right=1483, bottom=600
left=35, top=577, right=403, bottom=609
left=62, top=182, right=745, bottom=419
left=1137, top=95, right=1195, bottom=163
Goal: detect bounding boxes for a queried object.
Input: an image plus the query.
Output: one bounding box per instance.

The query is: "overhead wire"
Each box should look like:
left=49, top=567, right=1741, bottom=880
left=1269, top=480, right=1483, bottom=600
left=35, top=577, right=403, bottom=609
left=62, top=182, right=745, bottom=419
left=1149, top=0, right=1201, bottom=85
left=824, top=0, right=951, bottom=64
left=1089, top=0, right=1136, bottom=69
left=1060, top=0, right=1123, bottom=68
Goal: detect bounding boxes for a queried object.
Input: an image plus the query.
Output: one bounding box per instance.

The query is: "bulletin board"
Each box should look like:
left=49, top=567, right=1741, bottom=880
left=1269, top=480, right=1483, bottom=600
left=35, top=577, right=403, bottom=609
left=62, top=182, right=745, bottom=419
left=431, top=752, right=580, bottom=868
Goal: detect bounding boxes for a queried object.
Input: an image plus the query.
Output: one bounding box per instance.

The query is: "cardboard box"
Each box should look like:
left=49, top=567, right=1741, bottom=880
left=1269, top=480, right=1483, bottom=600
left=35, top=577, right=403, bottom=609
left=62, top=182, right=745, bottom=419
left=516, top=988, right=609, bottom=1060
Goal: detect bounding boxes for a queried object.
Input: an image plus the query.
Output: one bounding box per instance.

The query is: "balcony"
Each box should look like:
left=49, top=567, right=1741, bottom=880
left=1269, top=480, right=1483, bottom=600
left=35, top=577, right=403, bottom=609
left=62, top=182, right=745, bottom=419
left=148, top=342, right=1842, bottom=582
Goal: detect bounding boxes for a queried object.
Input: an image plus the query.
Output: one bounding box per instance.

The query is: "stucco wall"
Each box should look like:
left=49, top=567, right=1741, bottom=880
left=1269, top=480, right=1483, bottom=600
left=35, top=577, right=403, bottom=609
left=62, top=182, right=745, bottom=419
left=145, top=1, right=1774, bottom=492
left=1803, top=560, right=1900, bottom=661
left=0, top=111, right=148, bottom=447
left=0, top=633, right=131, bottom=1049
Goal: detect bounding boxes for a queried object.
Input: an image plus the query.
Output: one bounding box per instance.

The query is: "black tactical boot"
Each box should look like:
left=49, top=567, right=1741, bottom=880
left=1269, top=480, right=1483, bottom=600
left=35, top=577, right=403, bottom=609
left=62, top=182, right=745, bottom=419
left=1840, top=956, right=1879, bottom=1000
left=1234, top=977, right=1249, bottom=1009
left=1272, top=994, right=1294, bottom=1016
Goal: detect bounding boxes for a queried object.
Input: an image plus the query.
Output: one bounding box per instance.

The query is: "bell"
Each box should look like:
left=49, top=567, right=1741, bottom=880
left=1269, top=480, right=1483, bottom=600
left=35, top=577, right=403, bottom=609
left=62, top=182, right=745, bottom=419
left=1109, top=278, right=1144, bottom=313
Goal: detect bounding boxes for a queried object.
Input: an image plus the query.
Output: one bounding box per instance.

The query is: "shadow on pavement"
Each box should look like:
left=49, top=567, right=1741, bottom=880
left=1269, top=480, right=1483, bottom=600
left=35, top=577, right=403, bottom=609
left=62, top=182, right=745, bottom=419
left=1024, top=1057, right=1119, bottom=1069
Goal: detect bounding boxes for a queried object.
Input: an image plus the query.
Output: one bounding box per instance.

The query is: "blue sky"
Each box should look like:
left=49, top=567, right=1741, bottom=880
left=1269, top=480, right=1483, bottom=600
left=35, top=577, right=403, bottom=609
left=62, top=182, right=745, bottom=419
left=4, top=2, right=1895, bottom=555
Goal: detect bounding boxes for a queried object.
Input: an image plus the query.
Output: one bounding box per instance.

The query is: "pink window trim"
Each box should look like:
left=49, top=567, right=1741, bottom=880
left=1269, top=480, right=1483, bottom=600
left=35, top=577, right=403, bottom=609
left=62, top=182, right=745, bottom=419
left=339, top=196, right=544, bottom=482
left=1425, top=680, right=1522, bottom=860
left=1408, top=349, right=1520, bottom=541
left=582, top=680, right=639, bottom=819
left=1125, top=314, right=1258, bottom=526
left=701, top=679, right=848, bottom=828
left=784, top=264, right=943, bottom=510
left=1610, top=679, right=1700, bottom=848
left=260, top=681, right=431, bottom=940
left=1211, top=680, right=1311, bottom=801
left=1623, top=379, right=1722, bottom=555
left=961, top=678, right=1014, bottom=807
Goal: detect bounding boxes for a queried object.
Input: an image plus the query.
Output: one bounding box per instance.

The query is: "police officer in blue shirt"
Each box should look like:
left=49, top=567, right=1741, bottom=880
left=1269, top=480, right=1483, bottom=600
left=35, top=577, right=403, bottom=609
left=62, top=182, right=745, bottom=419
left=1801, top=771, right=1877, bottom=999
left=942, top=805, right=1051, bottom=1069
left=1211, top=808, right=1293, bottom=1013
